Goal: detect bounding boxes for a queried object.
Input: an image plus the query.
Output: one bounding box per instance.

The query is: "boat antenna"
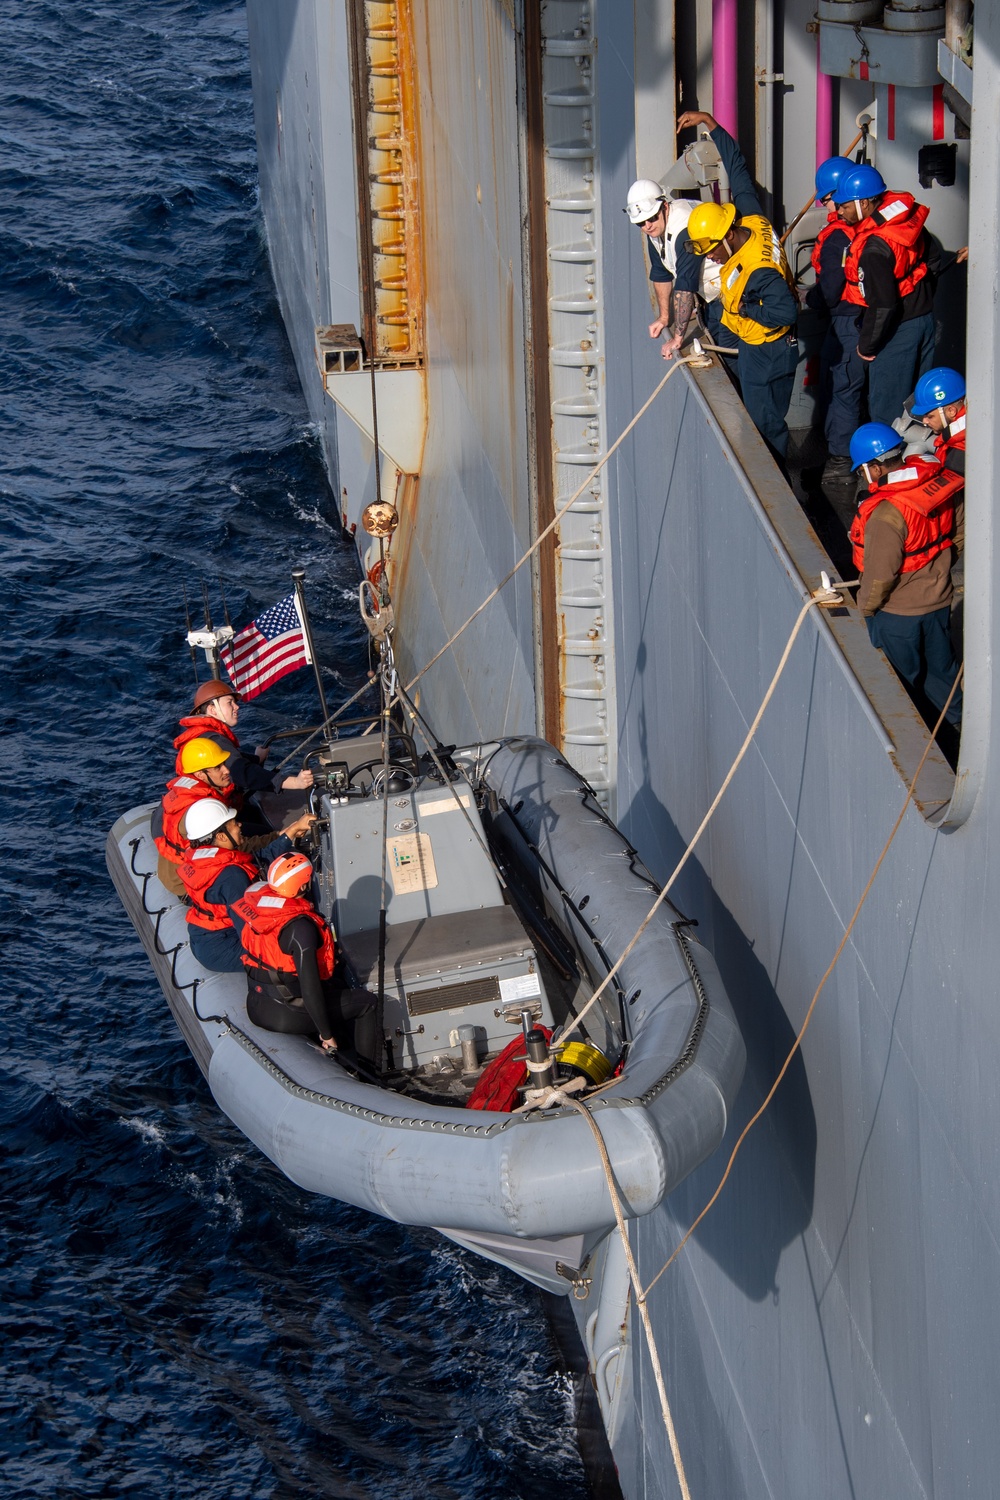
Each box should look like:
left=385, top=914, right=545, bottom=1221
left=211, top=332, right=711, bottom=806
left=218, top=576, right=233, bottom=631
left=291, top=568, right=333, bottom=748
left=182, top=584, right=199, bottom=684
left=200, top=580, right=220, bottom=676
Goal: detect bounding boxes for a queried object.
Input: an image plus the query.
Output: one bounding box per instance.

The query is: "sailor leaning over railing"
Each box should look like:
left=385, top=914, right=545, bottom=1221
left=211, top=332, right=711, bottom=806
left=674, top=109, right=799, bottom=468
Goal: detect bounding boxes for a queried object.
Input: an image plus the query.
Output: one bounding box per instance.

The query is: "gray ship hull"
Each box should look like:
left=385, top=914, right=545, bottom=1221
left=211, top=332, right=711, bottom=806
left=245, top=2, right=995, bottom=1495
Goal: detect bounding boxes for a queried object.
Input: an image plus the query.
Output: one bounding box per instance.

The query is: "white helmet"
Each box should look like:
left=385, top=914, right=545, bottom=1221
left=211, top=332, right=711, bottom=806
left=625, top=178, right=665, bottom=225
left=183, top=797, right=238, bottom=842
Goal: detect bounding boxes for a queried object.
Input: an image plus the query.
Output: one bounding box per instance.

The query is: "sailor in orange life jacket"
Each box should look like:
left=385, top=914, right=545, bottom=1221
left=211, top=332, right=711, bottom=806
left=806, top=157, right=864, bottom=481
left=153, top=735, right=244, bottom=898
left=173, top=679, right=314, bottom=796
left=154, top=736, right=314, bottom=900
left=849, top=422, right=963, bottom=727
left=234, top=853, right=377, bottom=1063
left=176, top=799, right=311, bottom=972
left=831, top=165, right=936, bottom=428
left=910, top=365, right=967, bottom=478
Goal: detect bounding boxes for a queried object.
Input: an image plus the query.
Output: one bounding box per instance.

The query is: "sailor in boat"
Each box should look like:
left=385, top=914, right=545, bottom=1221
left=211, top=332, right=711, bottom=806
left=807, top=156, right=865, bottom=483
left=176, top=798, right=312, bottom=973
left=234, top=853, right=377, bottom=1063
left=153, top=736, right=244, bottom=896
left=153, top=736, right=313, bottom=897
left=173, top=678, right=315, bottom=797
left=829, top=165, right=935, bottom=427
left=678, top=109, right=799, bottom=465
left=849, top=421, right=964, bottom=732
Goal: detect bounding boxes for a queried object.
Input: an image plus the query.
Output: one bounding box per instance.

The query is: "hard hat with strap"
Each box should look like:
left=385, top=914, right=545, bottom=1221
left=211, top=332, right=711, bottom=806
left=911, top=366, right=966, bottom=416
left=831, top=164, right=886, bottom=207
left=183, top=797, right=238, bottom=843
left=179, top=736, right=231, bottom=774
left=625, top=178, right=665, bottom=225
left=192, top=678, right=240, bottom=712
left=814, top=156, right=855, bottom=202
left=849, top=422, right=903, bottom=471
left=686, top=200, right=737, bottom=256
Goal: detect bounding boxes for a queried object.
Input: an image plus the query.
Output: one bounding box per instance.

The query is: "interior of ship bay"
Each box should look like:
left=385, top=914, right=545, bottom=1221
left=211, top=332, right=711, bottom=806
left=243, top=2, right=997, bottom=1496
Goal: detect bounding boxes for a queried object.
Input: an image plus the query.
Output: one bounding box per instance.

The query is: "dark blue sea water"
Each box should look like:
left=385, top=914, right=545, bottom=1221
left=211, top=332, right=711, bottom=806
left=0, top=5, right=592, bottom=1495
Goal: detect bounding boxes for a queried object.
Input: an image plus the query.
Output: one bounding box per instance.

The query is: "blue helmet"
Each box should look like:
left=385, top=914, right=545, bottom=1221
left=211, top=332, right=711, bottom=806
left=815, top=156, right=855, bottom=202
left=911, top=366, right=966, bottom=416
left=831, top=164, right=886, bottom=206
left=849, top=422, right=903, bottom=471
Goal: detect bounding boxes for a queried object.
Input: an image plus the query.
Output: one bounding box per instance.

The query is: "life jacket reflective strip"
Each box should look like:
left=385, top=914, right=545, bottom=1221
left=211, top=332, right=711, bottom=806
left=842, top=192, right=929, bottom=308
left=718, top=215, right=795, bottom=345
left=154, top=775, right=242, bottom=865
left=173, top=716, right=239, bottom=774
left=849, top=458, right=964, bottom=575
left=235, top=886, right=336, bottom=982
left=177, top=845, right=259, bottom=931
left=809, top=212, right=855, bottom=278
left=934, top=408, right=967, bottom=463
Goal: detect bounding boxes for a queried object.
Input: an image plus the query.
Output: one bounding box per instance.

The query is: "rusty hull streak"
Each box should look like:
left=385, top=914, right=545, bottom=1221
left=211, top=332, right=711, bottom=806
left=688, top=357, right=956, bottom=821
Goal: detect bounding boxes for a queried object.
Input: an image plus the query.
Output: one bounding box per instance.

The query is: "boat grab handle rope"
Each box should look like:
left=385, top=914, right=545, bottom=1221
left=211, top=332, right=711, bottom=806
left=402, top=356, right=705, bottom=696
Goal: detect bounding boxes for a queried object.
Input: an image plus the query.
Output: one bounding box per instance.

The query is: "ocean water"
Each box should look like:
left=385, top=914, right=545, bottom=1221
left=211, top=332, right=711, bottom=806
left=0, top=4, right=592, bottom=1496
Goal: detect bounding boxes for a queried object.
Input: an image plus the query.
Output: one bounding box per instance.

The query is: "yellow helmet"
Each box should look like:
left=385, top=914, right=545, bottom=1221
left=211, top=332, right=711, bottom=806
left=179, top=736, right=231, bottom=774
left=686, top=200, right=737, bottom=256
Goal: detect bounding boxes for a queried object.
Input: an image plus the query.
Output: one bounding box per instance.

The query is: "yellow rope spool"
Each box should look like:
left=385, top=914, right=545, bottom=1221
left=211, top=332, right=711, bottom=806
left=555, top=1041, right=612, bottom=1086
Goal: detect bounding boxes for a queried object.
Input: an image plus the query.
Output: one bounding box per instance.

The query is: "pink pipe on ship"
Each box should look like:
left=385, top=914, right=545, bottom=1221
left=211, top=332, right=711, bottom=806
left=712, top=0, right=738, bottom=138
left=815, top=37, right=834, bottom=169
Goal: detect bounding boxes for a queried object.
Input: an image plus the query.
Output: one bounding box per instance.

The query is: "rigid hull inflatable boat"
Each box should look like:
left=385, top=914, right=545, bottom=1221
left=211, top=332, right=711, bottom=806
left=108, top=733, right=745, bottom=1293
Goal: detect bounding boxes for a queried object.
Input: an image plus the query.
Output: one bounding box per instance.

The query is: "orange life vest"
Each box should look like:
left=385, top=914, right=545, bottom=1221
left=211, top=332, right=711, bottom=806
left=173, top=715, right=239, bottom=774
left=153, top=774, right=242, bottom=865
left=177, top=845, right=259, bottom=931
left=810, top=212, right=855, bottom=277
left=850, top=458, right=964, bottom=575
left=934, top=407, right=967, bottom=465
left=235, top=885, right=336, bottom=982
left=842, top=192, right=929, bottom=308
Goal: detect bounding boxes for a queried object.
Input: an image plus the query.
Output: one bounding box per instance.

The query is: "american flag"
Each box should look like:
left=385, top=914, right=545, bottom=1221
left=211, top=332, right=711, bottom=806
left=220, top=593, right=311, bottom=701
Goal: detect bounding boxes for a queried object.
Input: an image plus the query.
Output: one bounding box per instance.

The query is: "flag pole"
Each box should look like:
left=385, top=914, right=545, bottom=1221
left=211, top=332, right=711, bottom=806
left=292, top=568, right=333, bottom=744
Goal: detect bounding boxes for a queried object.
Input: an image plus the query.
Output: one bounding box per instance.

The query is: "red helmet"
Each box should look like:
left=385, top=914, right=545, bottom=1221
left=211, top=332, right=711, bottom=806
left=267, top=852, right=314, bottom=898
left=193, top=678, right=240, bottom=712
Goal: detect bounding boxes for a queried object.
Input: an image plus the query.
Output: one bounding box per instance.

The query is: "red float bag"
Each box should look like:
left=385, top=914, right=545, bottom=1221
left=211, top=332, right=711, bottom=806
left=466, top=1026, right=554, bottom=1113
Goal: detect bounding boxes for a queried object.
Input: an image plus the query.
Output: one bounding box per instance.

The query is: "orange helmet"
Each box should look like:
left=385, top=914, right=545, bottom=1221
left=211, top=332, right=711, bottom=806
left=267, top=852, right=314, bottom=898
left=193, top=678, right=240, bottom=711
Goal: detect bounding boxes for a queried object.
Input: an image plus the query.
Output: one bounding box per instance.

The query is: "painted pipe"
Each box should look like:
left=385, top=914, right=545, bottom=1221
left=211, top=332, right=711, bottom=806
left=712, top=0, right=738, bottom=138
left=816, top=37, right=834, bottom=171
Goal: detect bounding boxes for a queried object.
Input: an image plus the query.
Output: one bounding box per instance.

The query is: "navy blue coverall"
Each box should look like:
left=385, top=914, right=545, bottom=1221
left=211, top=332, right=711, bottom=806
left=646, top=231, right=738, bottom=353
left=806, top=225, right=865, bottom=459
left=855, top=231, right=937, bottom=426
left=709, top=125, right=799, bottom=461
